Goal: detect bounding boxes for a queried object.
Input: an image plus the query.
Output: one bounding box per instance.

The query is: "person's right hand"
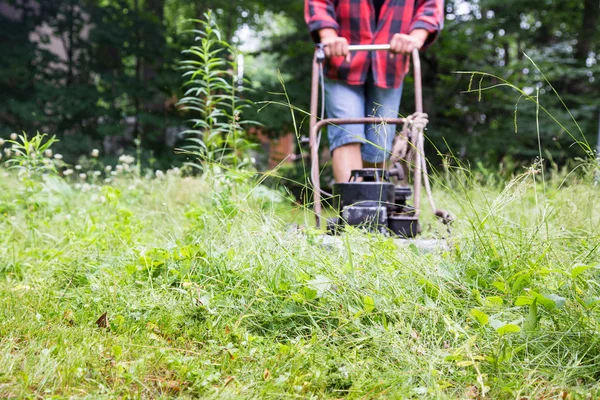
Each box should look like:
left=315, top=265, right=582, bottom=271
left=319, top=28, right=349, bottom=59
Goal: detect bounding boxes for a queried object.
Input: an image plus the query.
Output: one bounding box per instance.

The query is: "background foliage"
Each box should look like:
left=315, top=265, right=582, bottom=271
left=1, top=0, right=599, bottom=169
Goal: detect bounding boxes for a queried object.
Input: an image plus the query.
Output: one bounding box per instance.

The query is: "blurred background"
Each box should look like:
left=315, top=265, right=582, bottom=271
left=1, top=0, right=599, bottom=173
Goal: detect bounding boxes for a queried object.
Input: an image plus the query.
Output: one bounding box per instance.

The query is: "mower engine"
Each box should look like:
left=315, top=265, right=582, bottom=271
left=327, top=168, right=420, bottom=238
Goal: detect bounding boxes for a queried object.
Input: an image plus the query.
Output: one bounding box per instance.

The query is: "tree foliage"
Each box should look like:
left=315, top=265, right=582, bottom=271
left=1, top=0, right=599, bottom=167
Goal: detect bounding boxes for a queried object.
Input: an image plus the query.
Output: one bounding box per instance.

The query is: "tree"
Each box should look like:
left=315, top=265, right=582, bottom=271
left=2, top=0, right=599, bottom=169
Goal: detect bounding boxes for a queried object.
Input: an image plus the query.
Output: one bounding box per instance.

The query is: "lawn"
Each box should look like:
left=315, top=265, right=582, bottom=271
left=1, top=143, right=600, bottom=398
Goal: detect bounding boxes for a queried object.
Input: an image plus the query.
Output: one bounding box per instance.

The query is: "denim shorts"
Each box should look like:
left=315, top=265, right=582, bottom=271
left=324, top=74, right=403, bottom=164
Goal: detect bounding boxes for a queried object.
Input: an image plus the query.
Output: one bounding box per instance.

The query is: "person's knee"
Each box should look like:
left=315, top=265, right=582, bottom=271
left=333, top=142, right=361, bottom=156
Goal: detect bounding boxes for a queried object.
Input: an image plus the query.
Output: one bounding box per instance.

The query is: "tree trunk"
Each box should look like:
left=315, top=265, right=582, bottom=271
left=133, top=0, right=141, bottom=137
left=66, top=0, right=75, bottom=86
left=227, top=0, right=236, bottom=42
left=143, top=0, right=165, bottom=82
left=576, top=0, right=600, bottom=62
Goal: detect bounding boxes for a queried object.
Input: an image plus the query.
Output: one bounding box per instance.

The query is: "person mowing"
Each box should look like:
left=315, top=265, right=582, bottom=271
left=305, top=0, right=444, bottom=183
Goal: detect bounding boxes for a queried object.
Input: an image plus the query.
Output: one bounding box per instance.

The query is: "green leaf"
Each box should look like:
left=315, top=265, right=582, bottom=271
left=540, top=293, right=566, bottom=309
left=496, top=324, right=521, bottom=336
left=514, top=296, right=533, bottom=306
left=485, top=296, right=504, bottom=307
left=491, top=281, right=508, bottom=293
left=112, top=345, right=123, bottom=360
left=470, top=309, right=489, bottom=326
left=571, top=264, right=596, bottom=279
left=226, top=248, right=235, bottom=260
left=584, top=297, right=600, bottom=309
left=524, top=299, right=538, bottom=331
left=511, top=273, right=531, bottom=296
left=363, top=295, right=375, bottom=313
left=301, top=287, right=318, bottom=301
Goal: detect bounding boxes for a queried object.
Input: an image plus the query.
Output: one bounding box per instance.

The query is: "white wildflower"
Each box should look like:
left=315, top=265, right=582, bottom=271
left=93, top=170, right=102, bottom=177
left=75, top=165, right=82, bottom=170
left=79, top=173, right=87, bottom=180
left=115, top=165, right=123, bottom=172
left=81, top=183, right=91, bottom=192
left=99, top=196, right=107, bottom=203
left=167, top=167, right=181, bottom=176
left=63, top=169, right=74, bottom=176
left=105, top=165, right=112, bottom=172
left=44, top=149, right=53, bottom=158
left=91, top=149, right=99, bottom=158
left=0, top=138, right=4, bottom=146
left=155, top=170, right=164, bottom=178
left=4, top=148, right=11, bottom=157
left=118, top=154, right=135, bottom=164
left=10, top=133, right=17, bottom=140
left=54, top=153, right=63, bottom=160
left=110, top=171, right=117, bottom=176
left=104, top=178, right=112, bottom=183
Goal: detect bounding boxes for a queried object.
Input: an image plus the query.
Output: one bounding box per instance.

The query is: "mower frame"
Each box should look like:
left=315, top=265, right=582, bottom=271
left=308, top=45, right=424, bottom=228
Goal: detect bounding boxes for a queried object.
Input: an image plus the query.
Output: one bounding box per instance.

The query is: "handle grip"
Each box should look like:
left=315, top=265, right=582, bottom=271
left=347, top=44, right=391, bottom=52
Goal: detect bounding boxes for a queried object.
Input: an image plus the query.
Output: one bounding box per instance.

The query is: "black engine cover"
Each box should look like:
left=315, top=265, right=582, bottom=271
left=329, top=168, right=419, bottom=237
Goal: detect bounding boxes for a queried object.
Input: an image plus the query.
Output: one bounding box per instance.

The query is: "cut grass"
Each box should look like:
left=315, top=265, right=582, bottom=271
left=1, top=164, right=600, bottom=399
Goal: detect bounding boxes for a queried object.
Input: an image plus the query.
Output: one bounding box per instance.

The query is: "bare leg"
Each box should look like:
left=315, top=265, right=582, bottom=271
left=332, top=143, right=362, bottom=182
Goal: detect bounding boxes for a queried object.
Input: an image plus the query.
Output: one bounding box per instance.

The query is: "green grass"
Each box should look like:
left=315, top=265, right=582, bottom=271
left=1, top=156, right=600, bottom=399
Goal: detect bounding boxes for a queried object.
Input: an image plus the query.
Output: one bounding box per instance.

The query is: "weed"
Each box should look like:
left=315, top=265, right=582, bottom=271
left=177, top=12, right=256, bottom=171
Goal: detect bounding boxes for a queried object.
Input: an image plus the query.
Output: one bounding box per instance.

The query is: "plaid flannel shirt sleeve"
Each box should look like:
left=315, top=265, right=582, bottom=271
left=305, top=0, right=340, bottom=43
left=410, top=0, right=445, bottom=47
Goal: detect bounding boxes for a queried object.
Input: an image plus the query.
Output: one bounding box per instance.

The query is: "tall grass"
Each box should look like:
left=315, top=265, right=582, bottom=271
left=1, top=128, right=599, bottom=398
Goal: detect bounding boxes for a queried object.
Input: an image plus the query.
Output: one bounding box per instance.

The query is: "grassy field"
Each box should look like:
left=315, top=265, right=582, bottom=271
left=1, top=142, right=600, bottom=398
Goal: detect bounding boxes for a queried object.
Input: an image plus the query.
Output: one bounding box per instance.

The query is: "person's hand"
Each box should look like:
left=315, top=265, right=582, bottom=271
left=319, top=28, right=350, bottom=60
left=389, top=30, right=428, bottom=54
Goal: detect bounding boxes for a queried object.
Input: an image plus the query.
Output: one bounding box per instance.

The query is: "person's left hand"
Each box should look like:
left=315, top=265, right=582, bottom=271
left=389, top=32, right=426, bottom=54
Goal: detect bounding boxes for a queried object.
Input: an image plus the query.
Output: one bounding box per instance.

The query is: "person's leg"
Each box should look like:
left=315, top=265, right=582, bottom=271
left=324, top=78, right=366, bottom=182
left=332, top=143, right=362, bottom=183
left=362, top=77, right=403, bottom=168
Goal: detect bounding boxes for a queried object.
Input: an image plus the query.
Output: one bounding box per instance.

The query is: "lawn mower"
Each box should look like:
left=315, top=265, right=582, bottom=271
left=308, top=44, right=451, bottom=238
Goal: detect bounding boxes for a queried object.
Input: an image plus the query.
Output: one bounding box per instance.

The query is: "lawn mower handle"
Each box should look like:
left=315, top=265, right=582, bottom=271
left=309, top=47, right=423, bottom=228
left=347, top=44, right=392, bottom=51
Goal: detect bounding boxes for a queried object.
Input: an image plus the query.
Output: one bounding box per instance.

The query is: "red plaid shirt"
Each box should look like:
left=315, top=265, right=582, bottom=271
left=305, top=0, right=444, bottom=88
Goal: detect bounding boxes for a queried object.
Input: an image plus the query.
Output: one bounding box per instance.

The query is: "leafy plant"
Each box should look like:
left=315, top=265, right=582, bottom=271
left=177, top=12, right=256, bottom=170
left=4, top=132, right=59, bottom=177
